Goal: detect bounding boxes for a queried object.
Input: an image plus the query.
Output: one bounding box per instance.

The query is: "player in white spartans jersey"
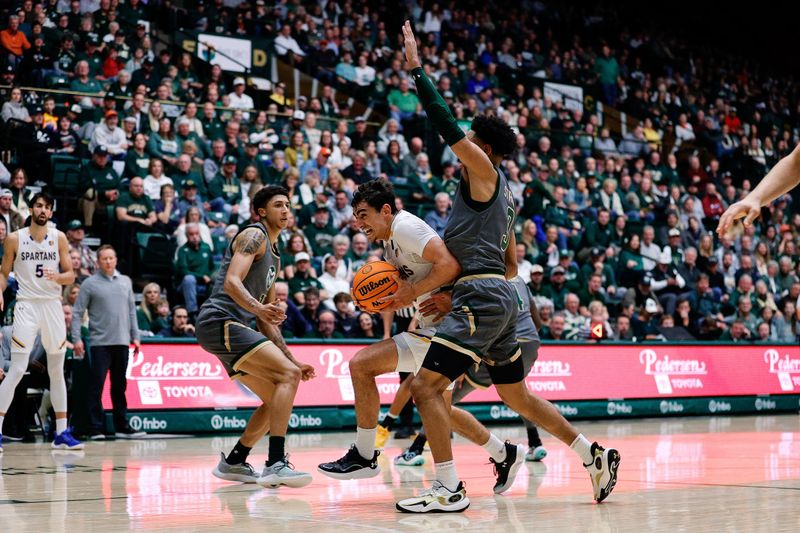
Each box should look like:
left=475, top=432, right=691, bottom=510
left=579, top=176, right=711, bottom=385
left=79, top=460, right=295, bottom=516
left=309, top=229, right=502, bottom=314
left=0, top=192, right=83, bottom=453
left=318, top=181, right=529, bottom=495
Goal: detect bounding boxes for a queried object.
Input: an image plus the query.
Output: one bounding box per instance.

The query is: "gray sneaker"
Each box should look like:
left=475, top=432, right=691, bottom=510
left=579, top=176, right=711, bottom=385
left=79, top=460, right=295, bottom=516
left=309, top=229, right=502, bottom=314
left=257, top=455, right=312, bottom=488
left=212, top=452, right=258, bottom=483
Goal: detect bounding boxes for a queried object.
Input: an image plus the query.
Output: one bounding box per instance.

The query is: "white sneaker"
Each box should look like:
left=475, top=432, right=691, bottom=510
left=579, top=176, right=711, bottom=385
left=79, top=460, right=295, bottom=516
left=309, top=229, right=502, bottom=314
left=257, top=455, right=312, bottom=488
left=396, top=480, right=470, bottom=513
left=212, top=452, right=258, bottom=483
left=525, top=445, right=548, bottom=462
left=584, top=442, right=620, bottom=502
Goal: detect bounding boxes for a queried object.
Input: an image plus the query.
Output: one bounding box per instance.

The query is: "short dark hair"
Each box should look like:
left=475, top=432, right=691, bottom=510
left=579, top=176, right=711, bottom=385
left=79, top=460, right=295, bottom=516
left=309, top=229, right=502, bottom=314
left=304, top=287, right=320, bottom=299
left=470, top=114, right=516, bottom=158
left=30, top=191, right=54, bottom=209
left=97, top=244, right=116, bottom=257
left=252, top=185, right=290, bottom=212
left=351, top=179, right=396, bottom=213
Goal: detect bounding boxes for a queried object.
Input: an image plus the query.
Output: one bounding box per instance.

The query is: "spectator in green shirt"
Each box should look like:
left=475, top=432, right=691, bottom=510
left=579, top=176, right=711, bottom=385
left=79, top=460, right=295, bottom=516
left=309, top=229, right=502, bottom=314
left=304, top=309, right=344, bottom=340
left=387, top=78, right=421, bottom=123
left=115, top=176, right=157, bottom=269
left=175, top=223, right=215, bottom=315
left=208, top=155, right=242, bottom=220
left=288, top=252, right=325, bottom=305
left=70, top=60, right=102, bottom=109
left=79, top=145, right=121, bottom=229
left=303, top=206, right=338, bottom=257
left=594, top=45, right=620, bottom=106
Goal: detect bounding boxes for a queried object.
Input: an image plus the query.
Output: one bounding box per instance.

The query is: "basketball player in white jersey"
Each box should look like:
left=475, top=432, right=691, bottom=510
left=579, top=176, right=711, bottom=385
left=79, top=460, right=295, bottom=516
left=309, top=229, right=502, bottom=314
left=0, top=192, right=83, bottom=452
left=319, top=180, right=528, bottom=495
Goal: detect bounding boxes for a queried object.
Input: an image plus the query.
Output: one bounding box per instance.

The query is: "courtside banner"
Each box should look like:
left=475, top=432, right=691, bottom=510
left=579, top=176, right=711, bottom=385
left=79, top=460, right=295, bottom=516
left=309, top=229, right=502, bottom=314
left=103, top=343, right=800, bottom=410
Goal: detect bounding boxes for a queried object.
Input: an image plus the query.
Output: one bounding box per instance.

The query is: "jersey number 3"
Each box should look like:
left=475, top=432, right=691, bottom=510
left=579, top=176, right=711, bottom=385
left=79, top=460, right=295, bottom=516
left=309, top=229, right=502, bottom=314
left=500, top=207, right=515, bottom=252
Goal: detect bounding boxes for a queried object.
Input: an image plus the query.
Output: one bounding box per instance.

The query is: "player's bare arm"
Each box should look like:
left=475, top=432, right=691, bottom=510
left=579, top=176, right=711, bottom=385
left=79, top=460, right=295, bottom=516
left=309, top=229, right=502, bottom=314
left=717, top=142, right=800, bottom=235
left=223, top=227, right=285, bottom=325
left=402, top=20, right=496, bottom=202
left=530, top=296, right=543, bottom=331
left=0, top=232, right=18, bottom=310
left=377, top=236, right=461, bottom=311
left=43, top=232, right=76, bottom=286
left=256, top=284, right=316, bottom=381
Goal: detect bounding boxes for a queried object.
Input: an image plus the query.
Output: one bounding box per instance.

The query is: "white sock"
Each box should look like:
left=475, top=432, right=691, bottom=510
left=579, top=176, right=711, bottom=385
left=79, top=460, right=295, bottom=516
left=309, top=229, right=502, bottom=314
left=355, top=427, right=376, bottom=460
left=435, top=460, right=460, bottom=492
left=481, top=433, right=507, bottom=463
left=56, top=417, right=68, bottom=435
left=571, top=434, right=594, bottom=465
left=0, top=415, right=4, bottom=434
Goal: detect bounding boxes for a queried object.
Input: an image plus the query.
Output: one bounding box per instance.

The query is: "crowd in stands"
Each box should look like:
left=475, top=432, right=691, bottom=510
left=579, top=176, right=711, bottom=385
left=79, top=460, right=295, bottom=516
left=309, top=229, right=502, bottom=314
left=0, top=0, right=798, bottom=344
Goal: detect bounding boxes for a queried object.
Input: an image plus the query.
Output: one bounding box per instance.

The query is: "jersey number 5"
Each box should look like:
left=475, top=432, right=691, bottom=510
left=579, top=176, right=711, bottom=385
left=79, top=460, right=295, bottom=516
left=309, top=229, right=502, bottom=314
left=35, top=264, right=44, bottom=278
left=500, top=207, right=515, bottom=252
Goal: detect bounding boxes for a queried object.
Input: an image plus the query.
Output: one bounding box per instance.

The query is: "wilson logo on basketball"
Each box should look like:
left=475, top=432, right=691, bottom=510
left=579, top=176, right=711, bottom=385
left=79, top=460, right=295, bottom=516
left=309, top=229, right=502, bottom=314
left=358, top=276, right=391, bottom=297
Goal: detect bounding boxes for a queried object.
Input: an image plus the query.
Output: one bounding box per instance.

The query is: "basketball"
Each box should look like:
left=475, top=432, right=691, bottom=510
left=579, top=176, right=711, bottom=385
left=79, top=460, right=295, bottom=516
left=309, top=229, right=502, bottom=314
left=351, top=261, right=399, bottom=311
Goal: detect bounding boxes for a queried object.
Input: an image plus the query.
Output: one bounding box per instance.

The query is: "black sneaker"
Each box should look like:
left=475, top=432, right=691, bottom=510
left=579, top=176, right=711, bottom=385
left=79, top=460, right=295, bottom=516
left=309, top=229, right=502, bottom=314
left=491, top=441, right=526, bottom=494
left=115, top=426, right=147, bottom=439
left=317, top=444, right=381, bottom=480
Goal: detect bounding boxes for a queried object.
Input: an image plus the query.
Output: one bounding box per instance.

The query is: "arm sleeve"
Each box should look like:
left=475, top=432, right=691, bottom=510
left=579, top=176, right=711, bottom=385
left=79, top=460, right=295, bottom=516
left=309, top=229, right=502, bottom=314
left=410, top=67, right=465, bottom=147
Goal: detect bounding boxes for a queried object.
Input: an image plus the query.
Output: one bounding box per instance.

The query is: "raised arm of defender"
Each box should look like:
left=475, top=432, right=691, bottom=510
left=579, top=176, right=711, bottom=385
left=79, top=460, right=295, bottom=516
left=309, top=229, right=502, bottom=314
left=402, top=21, right=497, bottom=202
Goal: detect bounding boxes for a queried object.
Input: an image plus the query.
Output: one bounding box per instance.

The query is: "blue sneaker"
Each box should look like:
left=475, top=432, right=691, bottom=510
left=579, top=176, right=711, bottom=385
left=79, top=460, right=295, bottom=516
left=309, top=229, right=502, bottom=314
left=52, top=428, right=84, bottom=450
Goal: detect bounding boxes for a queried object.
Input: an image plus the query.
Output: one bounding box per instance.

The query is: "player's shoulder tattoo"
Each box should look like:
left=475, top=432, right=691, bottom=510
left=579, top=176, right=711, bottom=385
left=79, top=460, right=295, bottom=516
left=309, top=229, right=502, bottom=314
left=233, top=227, right=266, bottom=256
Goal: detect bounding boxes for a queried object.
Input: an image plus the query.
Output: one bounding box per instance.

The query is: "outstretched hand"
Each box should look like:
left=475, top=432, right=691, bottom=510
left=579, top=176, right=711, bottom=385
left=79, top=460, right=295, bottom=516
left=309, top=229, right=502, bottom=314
left=716, top=196, right=761, bottom=237
left=402, top=20, right=421, bottom=70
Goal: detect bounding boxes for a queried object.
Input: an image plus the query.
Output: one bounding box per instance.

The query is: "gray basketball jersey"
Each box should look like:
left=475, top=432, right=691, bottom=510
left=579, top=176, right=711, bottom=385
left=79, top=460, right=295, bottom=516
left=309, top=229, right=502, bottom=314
left=510, top=276, right=540, bottom=343
left=445, top=166, right=516, bottom=275
left=202, top=223, right=279, bottom=324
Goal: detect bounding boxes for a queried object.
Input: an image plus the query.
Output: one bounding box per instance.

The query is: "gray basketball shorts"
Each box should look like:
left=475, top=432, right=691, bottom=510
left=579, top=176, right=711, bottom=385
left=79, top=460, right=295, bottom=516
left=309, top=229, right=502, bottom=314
left=430, top=276, right=521, bottom=366
left=196, top=307, right=272, bottom=378
left=461, top=340, right=540, bottom=394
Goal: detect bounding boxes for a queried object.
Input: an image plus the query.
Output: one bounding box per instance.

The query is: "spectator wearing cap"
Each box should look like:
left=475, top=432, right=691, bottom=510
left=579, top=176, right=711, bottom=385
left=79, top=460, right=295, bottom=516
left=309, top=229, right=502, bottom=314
left=208, top=154, right=241, bottom=220
left=303, top=205, right=338, bottom=257
left=281, top=109, right=307, bottom=149
left=237, top=138, right=270, bottom=182
left=289, top=255, right=325, bottom=306
left=631, top=298, right=662, bottom=340
left=228, top=77, right=254, bottom=120
left=650, top=248, right=689, bottom=315
left=79, top=145, right=121, bottom=228
left=89, top=109, right=129, bottom=156
left=66, top=219, right=97, bottom=275
left=0, top=189, right=23, bottom=233
left=541, top=265, right=570, bottom=311
left=300, top=146, right=332, bottom=182
left=70, top=60, right=102, bottom=109
left=175, top=222, right=215, bottom=317
left=131, top=57, right=158, bottom=94
left=1, top=15, right=31, bottom=68
left=348, top=116, right=375, bottom=152
left=528, top=264, right=546, bottom=297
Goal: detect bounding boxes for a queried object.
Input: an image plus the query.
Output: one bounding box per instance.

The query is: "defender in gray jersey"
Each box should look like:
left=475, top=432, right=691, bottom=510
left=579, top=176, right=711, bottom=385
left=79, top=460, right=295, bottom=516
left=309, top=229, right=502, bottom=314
left=397, top=21, right=619, bottom=514
left=196, top=186, right=316, bottom=489
left=396, top=276, right=549, bottom=466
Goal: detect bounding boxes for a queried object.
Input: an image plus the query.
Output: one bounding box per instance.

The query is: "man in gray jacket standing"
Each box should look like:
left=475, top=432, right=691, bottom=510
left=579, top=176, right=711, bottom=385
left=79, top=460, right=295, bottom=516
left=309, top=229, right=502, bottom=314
left=72, top=245, right=145, bottom=440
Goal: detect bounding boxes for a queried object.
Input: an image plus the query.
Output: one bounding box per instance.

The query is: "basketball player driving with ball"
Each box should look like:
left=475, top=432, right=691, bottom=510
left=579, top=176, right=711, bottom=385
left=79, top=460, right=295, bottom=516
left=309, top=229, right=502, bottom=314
left=319, top=180, right=533, bottom=496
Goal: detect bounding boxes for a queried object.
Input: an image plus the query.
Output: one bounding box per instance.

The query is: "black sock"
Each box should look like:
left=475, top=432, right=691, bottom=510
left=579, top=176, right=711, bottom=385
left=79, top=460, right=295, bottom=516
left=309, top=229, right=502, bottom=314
left=267, top=436, right=286, bottom=466
left=226, top=440, right=252, bottom=465
left=409, top=432, right=427, bottom=454
left=380, top=412, right=397, bottom=430
left=527, top=427, right=543, bottom=448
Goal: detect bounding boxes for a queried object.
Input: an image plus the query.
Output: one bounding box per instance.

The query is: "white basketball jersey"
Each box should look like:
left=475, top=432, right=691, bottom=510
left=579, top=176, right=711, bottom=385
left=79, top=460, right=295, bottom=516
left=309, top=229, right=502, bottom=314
left=382, top=210, right=439, bottom=329
left=14, top=227, right=62, bottom=300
